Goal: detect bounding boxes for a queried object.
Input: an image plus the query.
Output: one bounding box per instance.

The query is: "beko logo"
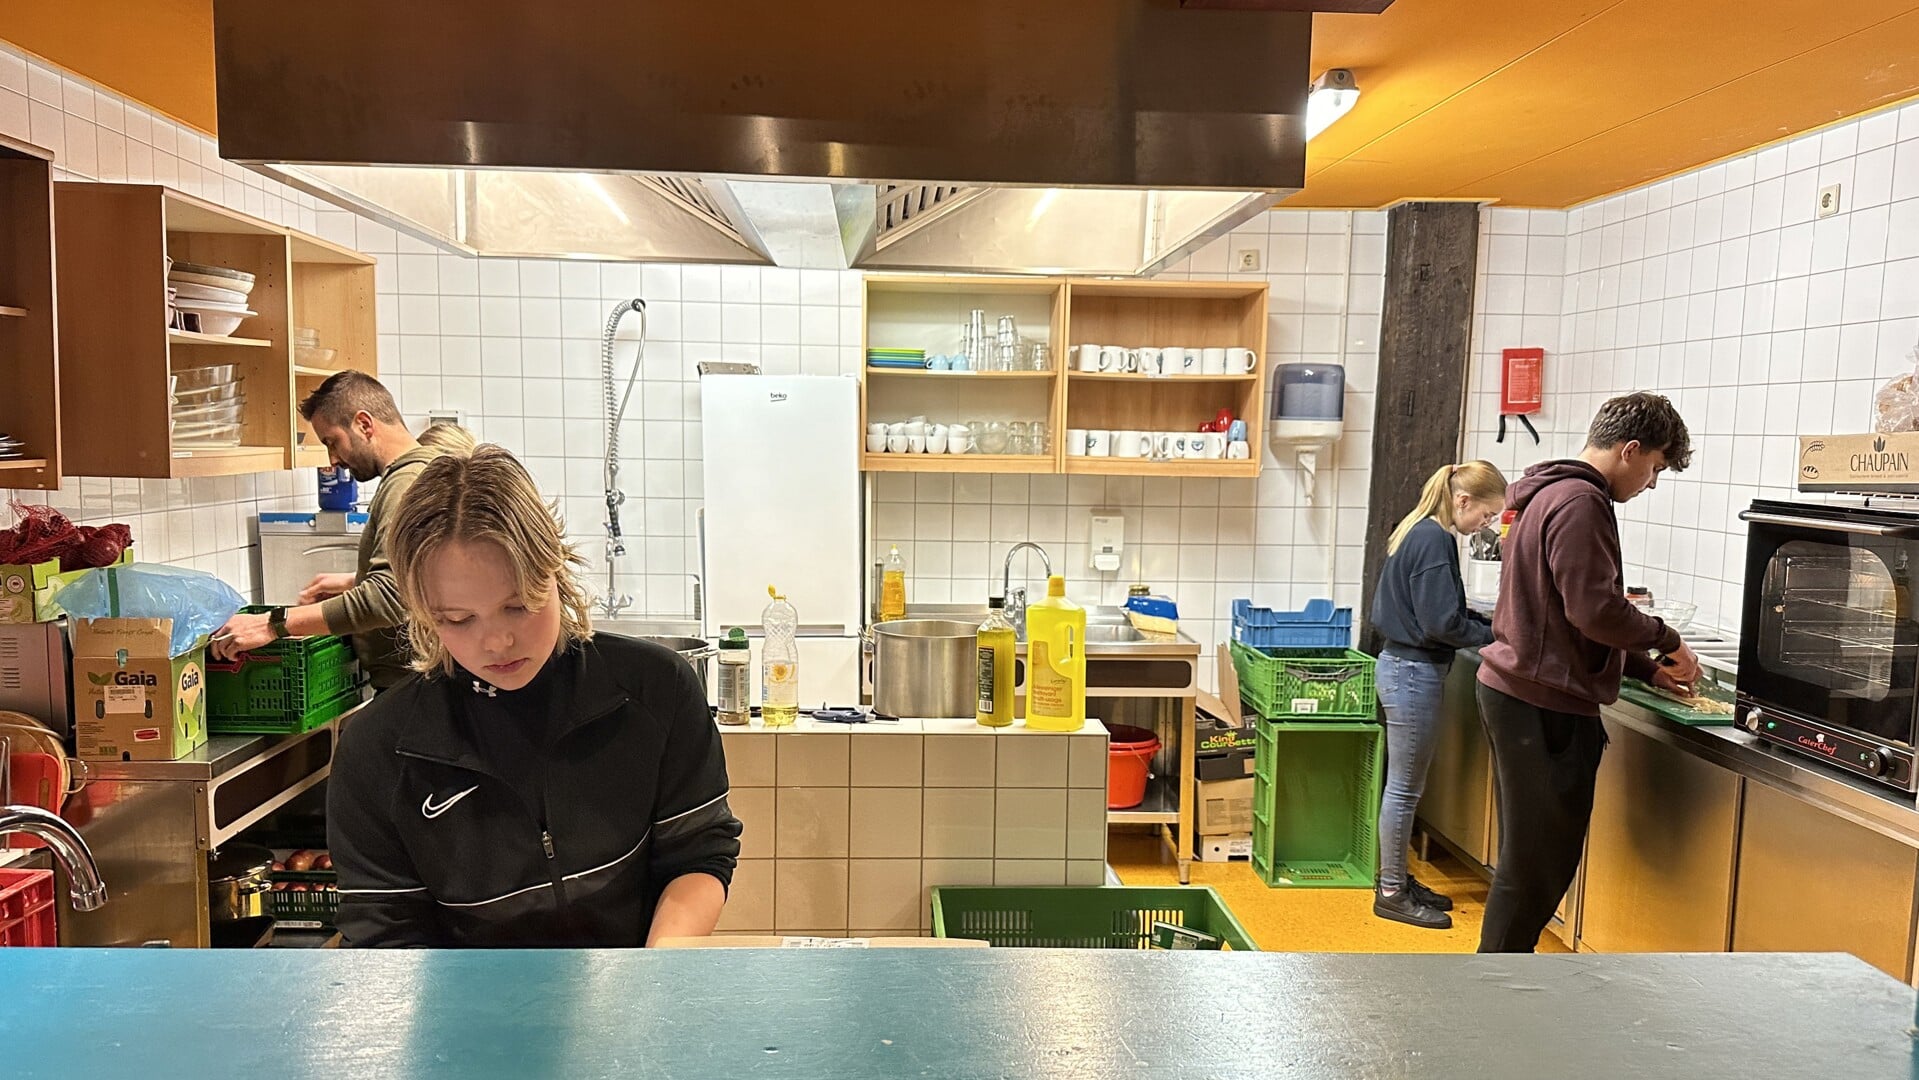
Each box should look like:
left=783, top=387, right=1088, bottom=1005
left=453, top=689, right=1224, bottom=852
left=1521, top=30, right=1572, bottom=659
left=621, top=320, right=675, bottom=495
left=1796, top=735, right=1839, bottom=757
left=769, top=392, right=789, bottom=404
left=1850, top=436, right=1910, bottom=473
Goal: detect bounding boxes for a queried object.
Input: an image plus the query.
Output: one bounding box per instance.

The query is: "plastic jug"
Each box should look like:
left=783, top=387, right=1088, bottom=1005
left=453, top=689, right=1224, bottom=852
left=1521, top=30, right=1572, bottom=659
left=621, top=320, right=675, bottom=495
left=317, top=467, right=358, bottom=511
left=761, top=587, right=799, bottom=728
left=1024, top=575, right=1086, bottom=731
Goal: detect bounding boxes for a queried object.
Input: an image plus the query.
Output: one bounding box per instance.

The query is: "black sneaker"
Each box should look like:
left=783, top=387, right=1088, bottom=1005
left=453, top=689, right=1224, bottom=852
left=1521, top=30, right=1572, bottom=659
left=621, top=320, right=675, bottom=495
left=1407, top=875, right=1454, bottom=912
left=1374, top=887, right=1453, bottom=930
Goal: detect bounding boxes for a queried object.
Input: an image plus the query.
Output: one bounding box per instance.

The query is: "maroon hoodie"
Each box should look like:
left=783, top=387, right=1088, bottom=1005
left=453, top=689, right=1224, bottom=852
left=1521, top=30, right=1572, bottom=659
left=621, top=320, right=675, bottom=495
left=1478, top=459, right=1683, bottom=716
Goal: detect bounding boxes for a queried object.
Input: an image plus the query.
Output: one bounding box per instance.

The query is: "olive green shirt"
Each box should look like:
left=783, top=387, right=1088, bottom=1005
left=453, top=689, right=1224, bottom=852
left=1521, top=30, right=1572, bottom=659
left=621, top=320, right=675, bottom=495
left=318, top=445, right=446, bottom=689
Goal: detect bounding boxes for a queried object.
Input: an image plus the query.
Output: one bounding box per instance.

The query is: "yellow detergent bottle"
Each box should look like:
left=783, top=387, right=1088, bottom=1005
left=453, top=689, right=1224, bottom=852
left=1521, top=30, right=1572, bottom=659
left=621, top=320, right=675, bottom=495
left=1024, top=575, right=1086, bottom=731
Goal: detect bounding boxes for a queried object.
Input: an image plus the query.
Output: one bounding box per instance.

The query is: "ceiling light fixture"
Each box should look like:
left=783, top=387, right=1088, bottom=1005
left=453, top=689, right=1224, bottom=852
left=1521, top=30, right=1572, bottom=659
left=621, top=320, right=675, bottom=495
left=1306, top=69, right=1360, bottom=140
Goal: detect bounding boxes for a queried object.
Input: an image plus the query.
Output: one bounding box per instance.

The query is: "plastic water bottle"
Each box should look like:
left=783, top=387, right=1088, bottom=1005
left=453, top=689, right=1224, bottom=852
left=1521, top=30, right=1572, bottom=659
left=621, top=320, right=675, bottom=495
left=317, top=467, right=357, bottom=512
left=762, top=586, right=799, bottom=728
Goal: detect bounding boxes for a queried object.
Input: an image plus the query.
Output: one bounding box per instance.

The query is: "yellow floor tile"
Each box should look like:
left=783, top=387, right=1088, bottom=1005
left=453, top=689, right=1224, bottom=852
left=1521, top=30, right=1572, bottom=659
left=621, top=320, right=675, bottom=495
left=1109, top=833, right=1570, bottom=954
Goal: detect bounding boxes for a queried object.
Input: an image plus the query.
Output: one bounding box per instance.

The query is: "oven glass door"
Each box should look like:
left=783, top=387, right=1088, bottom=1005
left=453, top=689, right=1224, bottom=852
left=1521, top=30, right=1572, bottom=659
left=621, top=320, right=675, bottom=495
left=1742, top=525, right=1919, bottom=749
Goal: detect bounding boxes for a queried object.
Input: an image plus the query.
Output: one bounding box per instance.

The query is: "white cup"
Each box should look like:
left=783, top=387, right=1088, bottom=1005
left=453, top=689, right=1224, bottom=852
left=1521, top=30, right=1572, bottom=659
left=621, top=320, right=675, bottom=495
left=1227, top=439, right=1251, bottom=460
left=927, top=432, right=949, bottom=454
left=1135, top=347, right=1165, bottom=376
left=1099, top=345, right=1126, bottom=372
left=1074, top=344, right=1102, bottom=372
left=1065, top=428, right=1088, bottom=457
left=1203, top=432, right=1228, bottom=459
left=1149, top=433, right=1176, bottom=460
left=887, top=433, right=909, bottom=453
left=1114, top=431, right=1145, bottom=458
left=1183, top=436, right=1207, bottom=460
left=887, top=422, right=906, bottom=437
left=866, top=433, right=887, bottom=453
left=1087, top=430, right=1114, bottom=457
left=903, top=420, right=927, bottom=438
left=948, top=424, right=971, bottom=453
left=1201, top=347, right=1228, bottom=375
left=1168, top=346, right=1198, bottom=374
left=908, top=434, right=927, bottom=453
left=1225, top=347, right=1258, bottom=375
left=867, top=422, right=887, bottom=437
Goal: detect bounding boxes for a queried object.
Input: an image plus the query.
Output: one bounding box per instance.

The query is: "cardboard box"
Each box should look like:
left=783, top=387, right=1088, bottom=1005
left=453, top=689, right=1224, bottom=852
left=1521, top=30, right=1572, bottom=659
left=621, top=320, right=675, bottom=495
left=0, top=558, right=60, bottom=624
left=656, top=936, right=988, bottom=949
left=1195, top=713, right=1257, bottom=755
left=1798, top=433, right=1919, bottom=493
left=1196, top=776, right=1255, bottom=836
left=1196, top=833, right=1253, bottom=862
left=1195, top=746, right=1255, bottom=781
left=71, top=617, right=208, bottom=762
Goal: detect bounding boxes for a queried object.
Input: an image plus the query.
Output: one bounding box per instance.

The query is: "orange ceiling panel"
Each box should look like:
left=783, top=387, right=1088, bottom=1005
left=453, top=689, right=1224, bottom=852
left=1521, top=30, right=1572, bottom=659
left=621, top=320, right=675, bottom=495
left=1289, top=0, right=1919, bottom=208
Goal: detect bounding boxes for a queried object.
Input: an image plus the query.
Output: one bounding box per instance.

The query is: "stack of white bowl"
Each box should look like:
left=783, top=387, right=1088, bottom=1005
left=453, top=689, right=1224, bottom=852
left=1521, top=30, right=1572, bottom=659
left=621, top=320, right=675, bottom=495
left=171, top=364, right=246, bottom=447
left=168, top=262, right=258, bottom=336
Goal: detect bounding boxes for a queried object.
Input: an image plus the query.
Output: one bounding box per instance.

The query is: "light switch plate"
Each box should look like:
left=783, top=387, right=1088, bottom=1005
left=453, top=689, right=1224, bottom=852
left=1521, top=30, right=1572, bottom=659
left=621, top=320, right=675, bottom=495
left=1089, top=512, right=1124, bottom=573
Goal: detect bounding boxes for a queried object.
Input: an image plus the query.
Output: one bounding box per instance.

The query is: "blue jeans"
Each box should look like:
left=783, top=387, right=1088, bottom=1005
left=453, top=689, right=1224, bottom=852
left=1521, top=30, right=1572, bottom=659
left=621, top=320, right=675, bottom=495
left=1375, top=652, right=1449, bottom=893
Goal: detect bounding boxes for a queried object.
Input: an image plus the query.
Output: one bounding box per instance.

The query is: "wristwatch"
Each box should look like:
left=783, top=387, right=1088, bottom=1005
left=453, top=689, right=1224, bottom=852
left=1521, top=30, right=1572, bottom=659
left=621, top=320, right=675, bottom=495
left=267, top=606, right=289, bottom=640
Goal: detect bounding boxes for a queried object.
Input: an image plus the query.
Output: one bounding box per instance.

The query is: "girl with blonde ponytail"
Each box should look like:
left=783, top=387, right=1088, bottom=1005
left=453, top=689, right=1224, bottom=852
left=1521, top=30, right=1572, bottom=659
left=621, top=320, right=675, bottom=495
left=1368, top=459, right=1508, bottom=930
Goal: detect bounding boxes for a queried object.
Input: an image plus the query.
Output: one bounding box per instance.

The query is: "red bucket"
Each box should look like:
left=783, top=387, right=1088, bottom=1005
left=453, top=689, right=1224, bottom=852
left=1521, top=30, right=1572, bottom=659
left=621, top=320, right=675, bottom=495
left=1107, top=724, right=1161, bottom=810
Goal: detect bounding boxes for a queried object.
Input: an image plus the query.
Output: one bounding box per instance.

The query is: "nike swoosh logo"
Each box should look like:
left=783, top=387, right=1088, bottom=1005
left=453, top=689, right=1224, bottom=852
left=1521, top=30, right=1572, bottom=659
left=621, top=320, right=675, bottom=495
left=421, top=785, right=480, bottom=819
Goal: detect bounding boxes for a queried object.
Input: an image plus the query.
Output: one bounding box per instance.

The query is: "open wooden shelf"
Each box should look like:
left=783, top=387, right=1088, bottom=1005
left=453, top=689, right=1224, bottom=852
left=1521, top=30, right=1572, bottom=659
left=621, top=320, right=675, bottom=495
left=0, top=135, right=59, bottom=489
left=53, top=183, right=379, bottom=479
left=293, top=444, right=329, bottom=468
left=1065, top=457, right=1258, bottom=478
left=1067, top=371, right=1259, bottom=383
left=169, top=329, right=272, bottom=348
left=294, top=365, right=346, bottom=377
left=865, top=368, right=1055, bottom=379
left=863, top=453, right=1055, bottom=474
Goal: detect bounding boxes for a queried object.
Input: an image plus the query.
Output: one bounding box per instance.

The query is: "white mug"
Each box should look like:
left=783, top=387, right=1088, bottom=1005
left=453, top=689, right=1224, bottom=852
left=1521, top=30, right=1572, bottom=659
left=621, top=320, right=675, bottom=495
left=1074, top=344, right=1102, bottom=372
left=948, top=426, right=972, bottom=454
left=1065, top=428, right=1088, bottom=457
left=867, top=422, right=887, bottom=437
left=1135, top=347, right=1165, bottom=376
left=866, top=433, right=887, bottom=453
left=1169, top=346, right=1197, bottom=374
left=908, top=434, right=926, bottom=453
left=1114, top=431, right=1145, bottom=458
left=1184, top=436, right=1207, bottom=460
left=1087, top=429, right=1114, bottom=457
left=887, top=433, right=909, bottom=453
left=927, top=432, right=949, bottom=454
left=1099, top=345, right=1126, bottom=372
left=1225, top=347, right=1258, bottom=375
left=1203, top=433, right=1228, bottom=459
left=903, top=419, right=927, bottom=438
left=1227, top=439, right=1251, bottom=459
left=1151, top=433, right=1178, bottom=460
left=1200, top=347, right=1228, bottom=375
left=887, top=422, right=906, bottom=437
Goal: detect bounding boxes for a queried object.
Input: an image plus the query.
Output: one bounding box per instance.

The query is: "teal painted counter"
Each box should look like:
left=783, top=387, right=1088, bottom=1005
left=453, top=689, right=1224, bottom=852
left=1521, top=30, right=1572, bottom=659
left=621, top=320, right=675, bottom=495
left=3, top=949, right=1915, bottom=1078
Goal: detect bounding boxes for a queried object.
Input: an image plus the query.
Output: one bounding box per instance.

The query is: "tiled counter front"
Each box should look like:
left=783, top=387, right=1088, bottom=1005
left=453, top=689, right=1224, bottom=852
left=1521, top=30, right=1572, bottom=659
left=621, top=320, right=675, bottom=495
left=717, top=719, right=1111, bottom=937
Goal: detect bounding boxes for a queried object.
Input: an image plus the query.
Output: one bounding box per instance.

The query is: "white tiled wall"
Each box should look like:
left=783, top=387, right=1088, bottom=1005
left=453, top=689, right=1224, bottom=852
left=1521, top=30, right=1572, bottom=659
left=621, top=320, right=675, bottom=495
left=0, top=41, right=325, bottom=587
left=1467, top=97, right=1919, bottom=638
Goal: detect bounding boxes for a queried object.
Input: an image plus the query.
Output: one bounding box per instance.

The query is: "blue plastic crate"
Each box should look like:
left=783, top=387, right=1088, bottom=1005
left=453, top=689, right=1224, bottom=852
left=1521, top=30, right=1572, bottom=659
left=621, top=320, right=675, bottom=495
left=1232, top=598, right=1354, bottom=649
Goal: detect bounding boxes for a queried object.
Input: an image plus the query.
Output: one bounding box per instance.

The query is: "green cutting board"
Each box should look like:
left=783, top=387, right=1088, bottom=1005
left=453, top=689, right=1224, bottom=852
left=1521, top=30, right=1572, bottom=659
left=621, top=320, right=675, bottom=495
left=1618, top=679, right=1736, bottom=726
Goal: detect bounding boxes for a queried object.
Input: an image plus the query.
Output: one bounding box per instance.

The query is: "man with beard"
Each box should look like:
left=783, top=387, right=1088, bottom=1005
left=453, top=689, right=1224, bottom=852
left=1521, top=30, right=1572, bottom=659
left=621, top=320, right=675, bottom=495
left=213, top=372, right=445, bottom=690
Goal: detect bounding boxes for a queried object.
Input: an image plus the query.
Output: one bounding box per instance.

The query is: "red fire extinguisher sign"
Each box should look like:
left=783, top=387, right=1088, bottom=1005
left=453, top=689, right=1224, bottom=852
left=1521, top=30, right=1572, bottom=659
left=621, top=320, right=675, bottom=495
left=1501, top=348, right=1544, bottom=415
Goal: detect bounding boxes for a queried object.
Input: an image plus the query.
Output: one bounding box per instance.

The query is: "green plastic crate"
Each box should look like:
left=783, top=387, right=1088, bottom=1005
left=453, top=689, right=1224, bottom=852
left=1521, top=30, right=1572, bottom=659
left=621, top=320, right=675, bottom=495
left=931, top=886, right=1257, bottom=951
left=1251, top=720, right=1383, bottom=889
left=207, top=631, right=364, bottom=735
left=1231, top=641, right=1378, bottom=720
left=269, top=870, right=339, bottom=928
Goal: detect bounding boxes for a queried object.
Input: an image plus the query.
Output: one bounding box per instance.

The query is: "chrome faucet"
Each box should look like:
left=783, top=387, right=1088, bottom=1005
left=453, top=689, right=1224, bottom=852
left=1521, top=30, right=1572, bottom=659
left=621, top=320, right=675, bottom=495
left=1001, top=542, right=1054, bottom=639
left=0, top=738, right=106, bottom=912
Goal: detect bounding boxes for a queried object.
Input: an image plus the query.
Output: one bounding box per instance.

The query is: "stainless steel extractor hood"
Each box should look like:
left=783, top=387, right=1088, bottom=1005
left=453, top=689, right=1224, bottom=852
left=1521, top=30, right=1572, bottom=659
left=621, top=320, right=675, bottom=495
left=212, top=0, right=1314, bottom=274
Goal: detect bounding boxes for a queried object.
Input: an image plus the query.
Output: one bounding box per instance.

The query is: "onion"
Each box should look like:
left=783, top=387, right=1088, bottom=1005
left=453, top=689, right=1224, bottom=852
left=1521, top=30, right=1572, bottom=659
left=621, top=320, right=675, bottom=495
left=286, top=850, right=316, bottom=872
left=313, top=853, right=332, bottom=871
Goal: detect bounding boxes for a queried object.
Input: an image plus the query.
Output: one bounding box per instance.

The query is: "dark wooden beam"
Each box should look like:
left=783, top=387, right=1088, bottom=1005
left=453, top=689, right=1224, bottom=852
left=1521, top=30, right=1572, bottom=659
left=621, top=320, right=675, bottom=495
left=1180, top=0, right=1395, bottom=12
left=1359, top=201, right=1481, bottom=657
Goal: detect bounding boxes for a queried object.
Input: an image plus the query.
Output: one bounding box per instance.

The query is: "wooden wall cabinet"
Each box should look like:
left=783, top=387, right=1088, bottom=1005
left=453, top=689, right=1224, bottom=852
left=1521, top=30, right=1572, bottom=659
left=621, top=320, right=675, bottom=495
left=0, top=135, right=59, bottom=490
left=859, top=275, right=1270, bottom=477
left=52, top=183, right=375, bottom=479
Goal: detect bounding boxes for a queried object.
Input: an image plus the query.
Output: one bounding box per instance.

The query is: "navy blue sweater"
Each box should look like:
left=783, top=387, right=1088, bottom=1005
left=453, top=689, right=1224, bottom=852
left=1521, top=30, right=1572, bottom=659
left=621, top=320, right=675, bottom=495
left=1370, top=517, right=1493, bottom=663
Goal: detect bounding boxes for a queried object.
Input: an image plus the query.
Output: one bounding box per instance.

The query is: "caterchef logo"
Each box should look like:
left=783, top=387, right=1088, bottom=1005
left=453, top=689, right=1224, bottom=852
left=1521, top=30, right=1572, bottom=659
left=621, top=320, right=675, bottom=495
left=1849, top=436, right=1910, bottom=474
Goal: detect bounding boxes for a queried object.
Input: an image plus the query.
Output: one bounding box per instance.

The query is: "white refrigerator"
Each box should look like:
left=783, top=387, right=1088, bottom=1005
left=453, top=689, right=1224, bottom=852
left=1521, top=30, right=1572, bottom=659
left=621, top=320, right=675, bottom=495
left=700, top=375, right=864, bottom=704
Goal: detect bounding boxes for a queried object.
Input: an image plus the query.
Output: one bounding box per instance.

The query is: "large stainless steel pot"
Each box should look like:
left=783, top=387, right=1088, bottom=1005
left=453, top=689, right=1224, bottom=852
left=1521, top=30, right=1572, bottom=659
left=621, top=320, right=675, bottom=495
left=868, top=619, right=978, bottom=719
left=207, top=842, right=275, bottom=923
left=637, top=635, right=717, bottom=698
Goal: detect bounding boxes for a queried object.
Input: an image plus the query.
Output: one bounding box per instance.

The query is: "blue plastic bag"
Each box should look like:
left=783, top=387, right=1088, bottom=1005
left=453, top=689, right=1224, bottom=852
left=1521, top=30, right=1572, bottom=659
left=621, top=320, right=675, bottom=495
left=48, top=564, right=245, bottom=656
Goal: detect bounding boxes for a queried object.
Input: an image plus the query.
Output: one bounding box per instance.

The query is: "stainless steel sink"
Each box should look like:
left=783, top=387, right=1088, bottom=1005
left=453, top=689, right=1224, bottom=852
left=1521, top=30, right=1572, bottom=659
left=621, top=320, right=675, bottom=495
left=1083, top=623, right=1146, bottom=643
left=899, top=604, right=1196, bottom=656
